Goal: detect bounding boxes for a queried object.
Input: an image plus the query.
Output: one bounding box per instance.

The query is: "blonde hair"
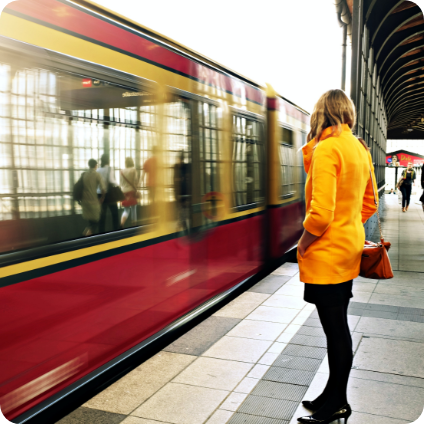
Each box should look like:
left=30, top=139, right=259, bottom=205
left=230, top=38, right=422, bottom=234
left=307, top=89, right=356, bottom=143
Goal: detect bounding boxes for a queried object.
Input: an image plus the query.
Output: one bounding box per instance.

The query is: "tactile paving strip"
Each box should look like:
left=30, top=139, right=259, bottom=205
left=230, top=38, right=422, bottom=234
left=283, top=344, right=327, bottom=360
left=303, top=318, right=323, bottom=328
left=290, top=334, right=327, bottom=348
left=228, top=412, right=289, bottom=424
left=297, top=326, right=326, bottom=338
left=252, top=380, right=308, bottom=401
left=397, top=314, right=424, bottom=323
left=263, top=367, right=316, bottom=386
left=273, top=355, right=322, bottom=372
left=238, top=395, right=298, bottom=420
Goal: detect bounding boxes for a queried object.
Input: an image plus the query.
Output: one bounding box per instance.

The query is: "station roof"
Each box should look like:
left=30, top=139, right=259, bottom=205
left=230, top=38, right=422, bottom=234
left=340, top=0, right=424, bottom=139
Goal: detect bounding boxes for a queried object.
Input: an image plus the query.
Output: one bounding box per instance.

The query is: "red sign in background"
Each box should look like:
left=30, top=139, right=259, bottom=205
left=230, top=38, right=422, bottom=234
left=386, top=151, right=424, bottom=167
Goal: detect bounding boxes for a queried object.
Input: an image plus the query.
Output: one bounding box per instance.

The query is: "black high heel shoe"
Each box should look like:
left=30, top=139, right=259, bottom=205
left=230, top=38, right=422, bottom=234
left=297, top=404, right=352, bottom=423
left=302, top=399, right=325, bottom=411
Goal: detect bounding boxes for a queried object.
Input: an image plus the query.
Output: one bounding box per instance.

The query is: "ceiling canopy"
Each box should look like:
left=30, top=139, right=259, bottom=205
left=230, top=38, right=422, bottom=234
left=341, top=0, right=424, bottom=139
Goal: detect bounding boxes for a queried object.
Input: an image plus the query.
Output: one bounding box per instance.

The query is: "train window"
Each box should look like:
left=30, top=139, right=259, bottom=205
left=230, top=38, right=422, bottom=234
left=198, top=101, right=219, bottom=197
left=164, top=92, right=220, bottom=231
left=232, top=114, right=264, bottom=209
left=0, top=57, right=157, bottom=253
left=164, top=95, right=191, bottom=215
left=279, top=126, right=296, bottom=198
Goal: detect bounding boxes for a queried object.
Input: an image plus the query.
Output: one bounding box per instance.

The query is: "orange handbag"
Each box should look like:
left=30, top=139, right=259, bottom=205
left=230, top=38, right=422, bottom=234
left=359, top=168, right=393, bottom=279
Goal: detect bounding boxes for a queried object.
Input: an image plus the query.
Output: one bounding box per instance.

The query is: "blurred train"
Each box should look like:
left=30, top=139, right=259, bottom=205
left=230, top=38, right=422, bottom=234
left=0, top=0, right=309, bottom=421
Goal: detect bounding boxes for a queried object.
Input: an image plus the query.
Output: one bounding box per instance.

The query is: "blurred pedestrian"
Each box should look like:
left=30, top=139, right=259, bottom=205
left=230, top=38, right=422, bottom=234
left=120, top=157, right=139, bottom=227
left=296, top=89, right=377, bottom=424
left=81, top=159, right=106, bottom=236
left=97, top=153, right=120, bottom=232
left=399, top=162, right=416, bottom=212
left=420, top=163, right=424, bottom=212
left=173, top=150, right=191, bottom=232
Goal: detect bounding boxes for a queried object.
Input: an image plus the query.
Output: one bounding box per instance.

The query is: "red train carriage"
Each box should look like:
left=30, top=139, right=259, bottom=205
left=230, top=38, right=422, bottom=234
left=0, top=0, right=309, bottom=421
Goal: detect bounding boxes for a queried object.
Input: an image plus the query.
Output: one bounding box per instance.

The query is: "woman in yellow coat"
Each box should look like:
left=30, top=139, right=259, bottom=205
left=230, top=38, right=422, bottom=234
left=296, top=90, right=377, bottom=424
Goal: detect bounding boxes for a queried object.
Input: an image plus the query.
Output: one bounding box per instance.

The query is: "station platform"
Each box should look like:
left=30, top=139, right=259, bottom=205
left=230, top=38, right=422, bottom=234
left=58, top=195, right=424, bottom=424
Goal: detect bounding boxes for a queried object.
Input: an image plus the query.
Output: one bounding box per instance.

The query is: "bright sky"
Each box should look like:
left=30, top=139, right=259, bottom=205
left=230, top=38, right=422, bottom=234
left=93, top=0, right=346, bottom=113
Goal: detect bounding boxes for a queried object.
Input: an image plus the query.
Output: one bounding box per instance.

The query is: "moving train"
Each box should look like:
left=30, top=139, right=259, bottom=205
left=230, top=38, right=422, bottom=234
left=0, top=0, right=309, bottom=421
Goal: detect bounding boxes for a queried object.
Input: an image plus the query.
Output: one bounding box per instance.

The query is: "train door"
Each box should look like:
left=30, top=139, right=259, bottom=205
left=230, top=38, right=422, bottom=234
left=164, top=90, right=220, bottom=300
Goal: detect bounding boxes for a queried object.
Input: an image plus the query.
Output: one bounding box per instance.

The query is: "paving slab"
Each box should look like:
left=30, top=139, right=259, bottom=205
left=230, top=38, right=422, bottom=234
left=213, top=293, right=271, bottom=319
left=262, top=294, right=306, bottom=310
left=347, top=377, right=424, bottom=422
left=220, top=392, right=249, bottom=412
left=353, top=337, right=424, bottom=378
left=205, top=409, right=234, bottom=424
left=121, top=418, right=173, bottom=424
left=57, top=407, right=127, bottom=424
left=202, top=336, right=272, bottom=363
left=131, top=383, right=228, bottom=424
left=83, top=352, right=196, bottom=414
left=355, top=317, right=424, bottom=341
left=164, top=316, right=241, bottom=356
left=248, top=275, right=291, bottom=294
left=245, top=306, right=299, bottom=324
left=350, top=368, right=424, bottom=388
left=172, top=357, right=253, bottom=391
left=226, top=319, right=287, bottom=341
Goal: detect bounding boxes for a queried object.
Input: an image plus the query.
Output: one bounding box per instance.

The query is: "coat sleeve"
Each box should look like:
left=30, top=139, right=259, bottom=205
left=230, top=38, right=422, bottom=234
left=303, top=142, right=339, bottom=237
left=361, top=152, right=378, bottom=223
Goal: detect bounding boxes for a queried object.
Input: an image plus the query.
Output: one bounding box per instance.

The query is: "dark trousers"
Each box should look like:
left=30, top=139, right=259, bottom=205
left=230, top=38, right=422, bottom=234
left=313, top=300, right=352, bottom=416
left=99, top=201, right=119, bottom=233
left=401, top=184, right=412, bottom=208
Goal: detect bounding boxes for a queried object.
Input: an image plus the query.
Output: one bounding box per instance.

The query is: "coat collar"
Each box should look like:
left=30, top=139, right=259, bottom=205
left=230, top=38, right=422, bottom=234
left=302, top=124, right=352, bottom=173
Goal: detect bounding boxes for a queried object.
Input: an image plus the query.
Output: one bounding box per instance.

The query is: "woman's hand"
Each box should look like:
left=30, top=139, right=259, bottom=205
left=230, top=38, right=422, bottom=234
left=298, top=229, right=319, bottom=258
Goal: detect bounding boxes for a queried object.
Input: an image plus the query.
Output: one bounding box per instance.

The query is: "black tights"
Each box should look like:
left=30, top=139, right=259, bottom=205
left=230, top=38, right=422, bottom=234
left=312, top=300, right=353, bottom=419
left=401, top=185, right=412, bottom=208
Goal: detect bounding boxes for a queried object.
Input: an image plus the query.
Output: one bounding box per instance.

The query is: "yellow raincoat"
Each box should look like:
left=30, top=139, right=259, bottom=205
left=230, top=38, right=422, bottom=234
left=298, top=124, right=378, bottom=284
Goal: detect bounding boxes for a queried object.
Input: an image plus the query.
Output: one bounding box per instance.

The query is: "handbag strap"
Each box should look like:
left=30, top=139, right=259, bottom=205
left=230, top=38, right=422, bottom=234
left=120, top=170, right=137, bottom=191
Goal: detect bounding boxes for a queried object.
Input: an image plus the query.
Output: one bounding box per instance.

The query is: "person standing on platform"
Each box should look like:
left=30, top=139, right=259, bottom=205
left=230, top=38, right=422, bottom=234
left=141, top=146, right=158, bottom=219
left=420, top=163, right=424, bottom=212
left=97, top=153, right=120, bottom=233
left=81, top=159, right=106, bottom=236
left=399, top=162, right=416, bottom=212
left=120, top=157, right=139, bottom=228
left=296, top=89, right=377, bottom=424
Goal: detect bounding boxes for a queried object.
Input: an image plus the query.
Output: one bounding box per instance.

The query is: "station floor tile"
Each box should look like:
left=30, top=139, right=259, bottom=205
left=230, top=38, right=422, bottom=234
left=226, top=319, right=287, bottom=341
left=248, top=275, right=291, bottom=294
left=164, top=316, right=241, bottom=356
left=172, top=357, right=253, bottom=391
left=83, top=352, right=196, bottom=415
left=131, top=383, right=229, bottom=424
left=56, top=407, right=126, bottom=424
left=262, top=294, right=307, bottom=310
left=369, top=292, right=424, bottom=308
left=353, top=337, right=424, bottom=378
left=347, top=377, right=424, bottom=422
left=220, top=392, right=249, bottom=412
left=213, top=293, right=270, bottom=319
left=350, top=368, right=424, bottom=388
left=245, top=306, right=299, bottom=324
left=202, top=336, right=272, bottom=363
left=351, top=281, right=377, bottom=292
left=121, top=417, right=172, bottom=424
left=355, top=316, right=424, bottom=341
left=341, top=411, right=409, bottom=424
left=205, top=409, right=235, bottom=424
left=234, top=377, right=261, bottom=394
